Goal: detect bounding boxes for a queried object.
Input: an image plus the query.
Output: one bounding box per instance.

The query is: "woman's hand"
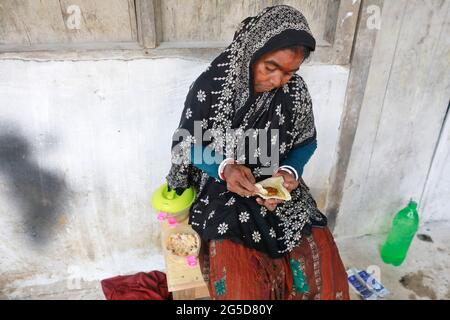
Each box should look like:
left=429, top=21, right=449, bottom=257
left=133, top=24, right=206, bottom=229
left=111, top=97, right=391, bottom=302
left=274, top=169, right=299, bottom=193
left=223, top=164, right=259, bottom=197
left=255, top=169, right=299, bottom=212
left=255, top=197, right=282, bottom=211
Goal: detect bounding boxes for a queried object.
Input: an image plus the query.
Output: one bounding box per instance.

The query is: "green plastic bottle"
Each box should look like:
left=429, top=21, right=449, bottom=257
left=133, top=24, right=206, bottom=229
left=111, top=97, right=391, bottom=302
left=381, top=200, right=419, bottom=266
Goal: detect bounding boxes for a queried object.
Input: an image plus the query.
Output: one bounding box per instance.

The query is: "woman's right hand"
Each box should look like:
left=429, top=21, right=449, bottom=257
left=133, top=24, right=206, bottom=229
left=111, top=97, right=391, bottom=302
left=223, top=164, right=259, bottom=197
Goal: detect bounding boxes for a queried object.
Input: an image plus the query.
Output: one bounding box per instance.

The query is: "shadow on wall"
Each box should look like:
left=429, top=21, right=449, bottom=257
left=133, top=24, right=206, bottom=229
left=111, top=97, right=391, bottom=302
left=0, top=127, right=70, bottom=247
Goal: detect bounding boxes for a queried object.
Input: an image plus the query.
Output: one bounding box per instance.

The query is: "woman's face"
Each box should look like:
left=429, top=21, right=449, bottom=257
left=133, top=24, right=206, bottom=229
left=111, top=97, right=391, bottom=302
left=252, top=48, right=304, bottom=94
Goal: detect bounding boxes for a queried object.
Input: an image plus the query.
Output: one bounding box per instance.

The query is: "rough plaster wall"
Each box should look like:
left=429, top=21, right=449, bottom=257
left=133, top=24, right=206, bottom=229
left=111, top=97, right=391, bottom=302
left=0, top=58, right=348, bottom=297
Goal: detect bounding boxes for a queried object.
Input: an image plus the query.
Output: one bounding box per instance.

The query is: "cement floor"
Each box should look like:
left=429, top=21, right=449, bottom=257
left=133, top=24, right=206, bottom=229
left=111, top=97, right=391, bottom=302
left=338, top=220, right=450, bottom=300
left=2, top=221, right=449, bottom=300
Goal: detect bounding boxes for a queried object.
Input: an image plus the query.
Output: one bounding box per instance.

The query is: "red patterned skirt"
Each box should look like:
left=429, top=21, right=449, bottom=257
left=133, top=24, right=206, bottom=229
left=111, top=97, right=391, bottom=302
left=198, top=226, right=349, bottom=300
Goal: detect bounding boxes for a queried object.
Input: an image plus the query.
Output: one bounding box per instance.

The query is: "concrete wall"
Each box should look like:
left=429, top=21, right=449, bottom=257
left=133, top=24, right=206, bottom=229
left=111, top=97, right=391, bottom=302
left=0, top=57, right=348, bottom=297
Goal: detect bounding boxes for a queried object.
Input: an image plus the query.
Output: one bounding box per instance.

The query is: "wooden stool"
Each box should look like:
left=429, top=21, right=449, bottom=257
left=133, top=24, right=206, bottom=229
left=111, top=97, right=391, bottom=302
left=160, top=219, right=210, bottom=300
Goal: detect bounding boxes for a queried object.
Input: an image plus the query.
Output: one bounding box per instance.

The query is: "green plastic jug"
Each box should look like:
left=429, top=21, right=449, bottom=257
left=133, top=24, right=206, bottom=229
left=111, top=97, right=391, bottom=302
left=151, top=183, right=196, bottom=223
left=380, top=200, right=419, bottom=266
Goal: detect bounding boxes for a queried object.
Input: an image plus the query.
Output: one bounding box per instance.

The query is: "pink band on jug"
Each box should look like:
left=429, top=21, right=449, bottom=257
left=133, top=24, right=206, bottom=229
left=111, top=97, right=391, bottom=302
left=157, top=212, right=168, bottom=221
left=168, top=217, right=178, bottom=227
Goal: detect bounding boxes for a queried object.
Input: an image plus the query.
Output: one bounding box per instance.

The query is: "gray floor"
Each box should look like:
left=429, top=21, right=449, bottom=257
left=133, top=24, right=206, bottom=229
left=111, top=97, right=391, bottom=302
left=3, top=221, right=449, bottom=300
left=338, top=221, right=450, bottom=300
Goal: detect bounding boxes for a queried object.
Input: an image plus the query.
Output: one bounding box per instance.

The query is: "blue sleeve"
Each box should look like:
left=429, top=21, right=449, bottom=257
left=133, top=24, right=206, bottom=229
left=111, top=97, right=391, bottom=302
left=281, top=139, right=317, bottom=177
left=190, top=145, right=220, bottom=180
left=190, top=139, right=317, bottom=180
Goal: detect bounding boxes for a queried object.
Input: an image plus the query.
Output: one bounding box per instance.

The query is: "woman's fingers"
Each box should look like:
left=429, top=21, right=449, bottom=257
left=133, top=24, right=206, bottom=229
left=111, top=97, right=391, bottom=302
left=225, top=164, right=259, bottom=197
left=236, top=181, right=255, bottom=197
left=238, top=172, right=258, bottom=195
left=229, top=182, right=251, bottom=197
left=228, top=180, right=254, bottom=197
left=256, top=197, right=280, bottom=212
left=284, top=182, right=296, bottom=192
left=283, top=176, right=295, bottom=187
left=273, top=170, right=299, bottom=192
left=285, top=179, right=298, bottom=192
left=243, top=168, right=256, bottom=184
left=256, top=197, right=270, bottom=209
left=266, top=198, right=283, bottom=206
left=239, top=178, right=257, bottom=195
left=283, top=177, right=298, bottom=191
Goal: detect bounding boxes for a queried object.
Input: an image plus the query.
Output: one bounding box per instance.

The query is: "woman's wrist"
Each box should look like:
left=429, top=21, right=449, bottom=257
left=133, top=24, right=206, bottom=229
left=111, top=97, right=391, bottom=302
left=277, top=165, right=299, bottom=180
left=218, top=158, right=236, bottom=181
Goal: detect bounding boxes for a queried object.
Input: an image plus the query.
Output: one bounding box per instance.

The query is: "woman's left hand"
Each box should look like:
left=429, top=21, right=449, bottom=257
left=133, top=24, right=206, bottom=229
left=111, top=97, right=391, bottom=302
left=255, top=169, right=299, bottom=211
left=256, top=197, right=282, bottom=212
left=273, top=169, right=299, bottom=193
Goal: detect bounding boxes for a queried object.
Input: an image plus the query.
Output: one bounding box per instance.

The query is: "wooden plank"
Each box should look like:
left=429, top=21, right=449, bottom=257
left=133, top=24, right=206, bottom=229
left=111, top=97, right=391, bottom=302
left=59, top=0, right=138, bottom=42
left=324, top=0, right=384, bottom=230
left=194, top=285, right=211, bottom=299
left=420, top=106, right=450, bottom=222
left=0, top=0, right=137, bottom=49
left=0, top=0, right=67, bottom=45
left=136, top=0, right=157, bottom=48
left=160, top=219, right=207, bottom=293
left=0, top=0, right=360, bottom=64
left=172, top=285, right=210, bottom=300
left=129, top=0, right=138, bottom=42
left=217, top=0, right=262, bottom=43
left=418, top=1, right=450, bottom=222
left=172, top=288, right=196, bottom=300
left=273, top=0, right=330, bottom=41
left=315, top=0, right=361, bottom=65
left=159, top=0, right=331, bottom=44
left=150, top=0, right=360, bottom=65
left=335, top=0, right=408, bottom=237
left=0, top=46, right=220, bottom=60
left=336, top=0, right=450, bottom=237
left=324, top=0, right=340, bottom=44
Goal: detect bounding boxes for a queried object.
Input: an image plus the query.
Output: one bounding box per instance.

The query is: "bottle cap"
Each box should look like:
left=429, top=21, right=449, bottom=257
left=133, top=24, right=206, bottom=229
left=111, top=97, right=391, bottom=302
left=408, top=200, right=418, bottom=210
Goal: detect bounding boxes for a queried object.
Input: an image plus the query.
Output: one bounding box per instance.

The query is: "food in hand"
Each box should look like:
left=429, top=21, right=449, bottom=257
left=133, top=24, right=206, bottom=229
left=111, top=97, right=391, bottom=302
left=254, top=176, right=292, bottom=201
left=263, top=186, right=279, bottom=197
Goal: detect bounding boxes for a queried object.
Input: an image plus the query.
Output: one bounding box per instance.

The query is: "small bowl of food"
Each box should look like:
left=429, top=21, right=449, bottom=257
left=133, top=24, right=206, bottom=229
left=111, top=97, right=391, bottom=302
left=164, top=225, right=201, bottom=267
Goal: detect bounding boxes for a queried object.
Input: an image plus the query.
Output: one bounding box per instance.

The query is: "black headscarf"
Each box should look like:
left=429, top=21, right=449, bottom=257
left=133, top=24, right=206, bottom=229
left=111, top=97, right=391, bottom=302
left=166, top=5, right=327, bottom=258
